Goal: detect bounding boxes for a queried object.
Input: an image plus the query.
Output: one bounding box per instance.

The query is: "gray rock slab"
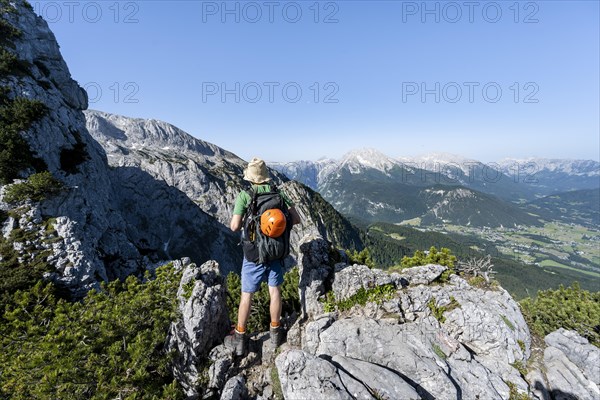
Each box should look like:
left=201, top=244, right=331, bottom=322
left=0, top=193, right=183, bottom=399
left=545, top=328, right=600, bottom=386
left=332, top=355, right=420, bottom=400
left=275, top=349, right=352, bottom=400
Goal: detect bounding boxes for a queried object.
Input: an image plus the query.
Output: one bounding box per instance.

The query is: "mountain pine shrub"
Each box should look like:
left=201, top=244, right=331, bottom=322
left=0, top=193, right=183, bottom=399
left=0, top=47, right=18, bottom=74
left=0, top=265, right=185, bottom=399
left=0, top=212, right=56, bottom=309
left=3, top=171, right=63, bottom=203
left=400, top=246, right=457, bottom=269
left=346, top=247, right=375, bottom=268
left=519, top=282, right=600, bottom=347
left=428, top=296, right=460, bottom=324
left=0, top=89, right=48, bottom=184
left=320, top=284, right=396, bottom=313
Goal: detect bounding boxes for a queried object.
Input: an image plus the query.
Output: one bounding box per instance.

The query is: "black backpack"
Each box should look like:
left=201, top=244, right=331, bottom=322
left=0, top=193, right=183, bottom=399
left=241, top=185, right=292, bottom=264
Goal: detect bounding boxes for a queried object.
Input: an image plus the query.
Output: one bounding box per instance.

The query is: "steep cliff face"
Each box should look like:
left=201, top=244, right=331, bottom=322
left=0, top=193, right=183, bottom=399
left=85, top=110, right=247, bottom=226
left=0, top=1, right=238, bottom=295
left=1, top=1, right=134, bottom=293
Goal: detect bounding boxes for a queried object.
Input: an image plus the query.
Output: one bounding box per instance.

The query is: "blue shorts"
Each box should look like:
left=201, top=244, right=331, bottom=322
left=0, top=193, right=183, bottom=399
left=241, top=257, right=284, bottom=293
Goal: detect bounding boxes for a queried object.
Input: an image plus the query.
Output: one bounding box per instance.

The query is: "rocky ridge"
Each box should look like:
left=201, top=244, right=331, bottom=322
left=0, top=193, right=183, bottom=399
left=168, top=236, right=599, bottom=399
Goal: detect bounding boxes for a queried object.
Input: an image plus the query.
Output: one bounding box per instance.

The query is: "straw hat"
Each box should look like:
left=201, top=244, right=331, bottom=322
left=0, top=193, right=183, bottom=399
left=243, top=157, right=270, bottom=184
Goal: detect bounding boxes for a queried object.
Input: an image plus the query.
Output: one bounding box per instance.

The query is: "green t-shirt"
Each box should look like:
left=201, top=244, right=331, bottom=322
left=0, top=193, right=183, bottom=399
left=233, top=184, right=293, bottom=216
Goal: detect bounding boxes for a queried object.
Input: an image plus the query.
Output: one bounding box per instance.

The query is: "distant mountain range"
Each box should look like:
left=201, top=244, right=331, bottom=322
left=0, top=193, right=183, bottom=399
left=270, top=149, right=599, bottom=228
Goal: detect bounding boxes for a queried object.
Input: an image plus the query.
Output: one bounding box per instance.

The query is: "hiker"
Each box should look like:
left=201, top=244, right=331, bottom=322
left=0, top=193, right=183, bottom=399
left=227, top=157, right=301, bottom=356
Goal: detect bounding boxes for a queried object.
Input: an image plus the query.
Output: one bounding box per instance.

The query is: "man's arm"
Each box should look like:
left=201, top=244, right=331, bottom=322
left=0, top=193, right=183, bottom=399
left=230, top=214, right=243, bottom=232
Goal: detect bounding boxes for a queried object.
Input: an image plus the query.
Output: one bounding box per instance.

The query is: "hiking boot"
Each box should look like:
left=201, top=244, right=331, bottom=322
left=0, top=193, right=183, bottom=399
left=270, top=325, right=285, bottom=348
left=224, top=330, right=248, bottom=357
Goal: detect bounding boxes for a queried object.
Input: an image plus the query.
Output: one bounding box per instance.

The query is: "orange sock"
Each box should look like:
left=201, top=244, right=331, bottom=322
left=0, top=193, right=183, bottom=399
left=236, top=325, right=246, bottom=333
left=271, top=321, right=281, bottom=328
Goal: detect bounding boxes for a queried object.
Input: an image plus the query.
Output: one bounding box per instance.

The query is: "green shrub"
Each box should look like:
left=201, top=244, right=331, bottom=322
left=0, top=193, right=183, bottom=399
left=0, top=47, right=18, bottom=74
left=182, top=279, right=195, bottom=301
left=511, top=360, right=527, bottom=377
left=401, top=246, right=457, bottom=269
left=347, top=247, right=375, bottom=269
left=0, top=20, right=21, bottom=47
left=3, top=171, right=63, bottom=204
left=507, top=382, right=531, bottom=400
left=270, top=367, right=283, bottom=400
left=0, top=265, right=184, bottom=399
left=432, top=343, right=447, bottom=360
left=468, top=275, right=495, bottom=288
left=0, top=96, right=48, bottom=132
left=520, top=282, right=600, bottom=347
left=428, top=296, right=460, bottom=324
left=320, top=284, right=396, bottom=313
left=501, top=315, right=516, bottom=331
left=0, top=214, right=56, bottom=309
left=0, top=89, right=48, bottom=184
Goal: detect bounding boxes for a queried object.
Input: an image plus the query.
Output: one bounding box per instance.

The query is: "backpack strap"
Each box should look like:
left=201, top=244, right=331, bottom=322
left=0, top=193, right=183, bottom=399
left=246, top=187, right=258, bottom=217
left=241, top=187, right=260, bottom=243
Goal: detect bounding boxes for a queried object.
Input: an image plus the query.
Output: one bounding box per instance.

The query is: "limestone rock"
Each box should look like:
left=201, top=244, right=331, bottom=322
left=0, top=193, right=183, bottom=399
left=302, top=315, right=334, bottom=355
left=331, top=263, right=399, bottom=301
left=297, top=236, right=334, bottom=319
left=167, top=261, right=230, bottom=398
left=537, top=329, right=600, bottom=400
left=331, top=355, right=420, bottom=400
left=545, top=328, right=600, bottom=386
left=220, top=375, right=247, bottom=400
left=400, top=264, right=446, bottom=285
left=275, top=349, right=352, bottom=400
left=315, top=317, right=457, bottom=399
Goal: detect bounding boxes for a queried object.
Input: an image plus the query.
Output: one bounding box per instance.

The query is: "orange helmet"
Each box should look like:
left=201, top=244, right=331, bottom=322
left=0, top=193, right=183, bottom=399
left=260, top=209, right=287, bottom=238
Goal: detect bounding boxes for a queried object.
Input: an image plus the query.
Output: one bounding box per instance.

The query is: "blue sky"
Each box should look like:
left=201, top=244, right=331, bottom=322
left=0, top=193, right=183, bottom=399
left=36, top=0, right=599, bottom=162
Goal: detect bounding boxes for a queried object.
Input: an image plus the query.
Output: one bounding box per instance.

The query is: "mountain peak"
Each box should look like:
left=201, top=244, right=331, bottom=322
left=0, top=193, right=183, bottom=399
left=84, top=110, right=239, bottom=161
left=340, top=148, right=397, bottom=172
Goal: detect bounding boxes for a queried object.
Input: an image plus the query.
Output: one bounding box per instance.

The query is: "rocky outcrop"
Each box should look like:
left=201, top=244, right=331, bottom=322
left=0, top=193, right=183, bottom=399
left=166, top=260, right=230, bottom=398
left=527, top=329, right=600, bottom=400
left=276, top=236, right=535, bottom=400
left=275, top=349, right=349, bottom=399
left=150, top=236, right=597, bottom=400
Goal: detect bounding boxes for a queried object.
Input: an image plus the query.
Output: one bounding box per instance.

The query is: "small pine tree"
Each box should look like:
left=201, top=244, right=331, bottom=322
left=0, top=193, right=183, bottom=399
left=347, top=248, right=375, bottom=269
left=3, top=171, right=63, bottom=203
left=401, top=246, right=457, bottom=269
